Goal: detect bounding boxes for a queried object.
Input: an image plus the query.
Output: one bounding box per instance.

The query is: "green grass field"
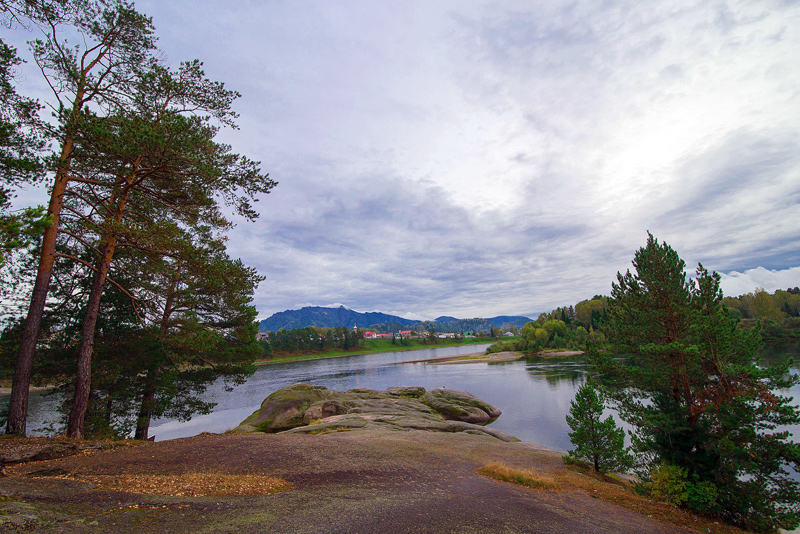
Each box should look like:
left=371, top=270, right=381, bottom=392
left=257, top=337, right=497, bottom=364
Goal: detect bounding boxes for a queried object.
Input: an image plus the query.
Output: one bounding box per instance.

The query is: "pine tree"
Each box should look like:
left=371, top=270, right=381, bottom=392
left=594, top=233, right=800, bottom=532
left=565, top=381, right=630, bottom=473
left=7, top=0, right=158, bottom=436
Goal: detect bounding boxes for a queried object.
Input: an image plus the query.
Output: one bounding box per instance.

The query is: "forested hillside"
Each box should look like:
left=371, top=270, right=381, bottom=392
left=258, top=306, right=419, bottom=331
left=258, top=306, right=532, bottom=333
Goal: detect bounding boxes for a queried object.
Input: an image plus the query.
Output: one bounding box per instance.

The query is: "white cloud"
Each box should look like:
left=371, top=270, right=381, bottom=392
left=5, top=1, right=800, bottom=320
left=719, top=267, right=800, bottom=298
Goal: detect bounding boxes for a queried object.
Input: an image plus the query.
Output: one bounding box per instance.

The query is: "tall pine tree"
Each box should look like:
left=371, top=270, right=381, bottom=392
left=594, top=233, right=800, bottom=532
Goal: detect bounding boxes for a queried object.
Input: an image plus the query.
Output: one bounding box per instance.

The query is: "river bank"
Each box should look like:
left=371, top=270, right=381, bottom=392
left=0, top=384, right=53, bottom=396
left=0, top=341, right=497, bottom=395
left=256, top=337, right=497, bottom=364
left=397, top=351, right=522, bottom=365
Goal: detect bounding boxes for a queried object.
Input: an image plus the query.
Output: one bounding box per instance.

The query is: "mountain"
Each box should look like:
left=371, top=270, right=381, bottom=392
left=486, top=315, right=533, bottom=329
left=259, top=306, right=532, bottom=333
left=259, top=306, right=418, bottom=332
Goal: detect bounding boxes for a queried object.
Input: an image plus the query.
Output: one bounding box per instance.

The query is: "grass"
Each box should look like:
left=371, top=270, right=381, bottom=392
left=257, top=337, right=497, bottom=364
left=477, top=462, right=560, bottom=490
left=480, top=459, right=750, bottom=534
left=557, top=465, right=750, bottom=534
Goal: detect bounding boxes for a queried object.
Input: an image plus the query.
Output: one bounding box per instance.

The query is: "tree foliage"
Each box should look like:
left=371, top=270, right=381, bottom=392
left=565, top=381, right=631, bottom=473
left=260, top=326, right=362, bottom=356
left=58, top=58, right=274, bottom=437
left=0, top=36, right=48, bottom=266
left=593, top=233, right=800, bottom=532
left=5, top=0, right=160, bottom=436
left=2, top=0, right=274, bottom=439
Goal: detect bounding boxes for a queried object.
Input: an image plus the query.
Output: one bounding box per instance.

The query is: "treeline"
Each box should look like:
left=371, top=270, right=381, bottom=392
left=370, top=318, right=499, bottom=335
left=723, top=287, right=800, bottom=339
left=258, top=327, right=362, bottom=357
left=0, top=1, right=272, bottom=440
left=257, top=325, right=488, bottom=359
left=488, top=296, right=610, bottom=353
left=490, top=287, right=800, bottom=355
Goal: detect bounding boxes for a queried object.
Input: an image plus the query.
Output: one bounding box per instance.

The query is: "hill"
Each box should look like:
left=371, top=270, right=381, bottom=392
left=486, top=315, right=532, bottom=328
left=259, top=306, right=418, bottom=332
left=259, top=306, right=532, bottom=333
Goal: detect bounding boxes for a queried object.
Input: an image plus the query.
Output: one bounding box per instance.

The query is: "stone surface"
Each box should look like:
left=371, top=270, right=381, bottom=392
left=384, top=386, right=427, bottom=398
left=234, top=384, right=516, bottom=442
left=421, top=388, right=503, bottom=424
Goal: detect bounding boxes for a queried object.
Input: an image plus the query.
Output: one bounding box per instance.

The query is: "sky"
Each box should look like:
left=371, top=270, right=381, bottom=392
left=5, top=0, right=800, bottom=321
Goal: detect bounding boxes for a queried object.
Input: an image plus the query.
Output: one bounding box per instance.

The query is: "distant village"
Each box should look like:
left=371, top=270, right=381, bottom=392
left=256, top=325, right=516, bottom=341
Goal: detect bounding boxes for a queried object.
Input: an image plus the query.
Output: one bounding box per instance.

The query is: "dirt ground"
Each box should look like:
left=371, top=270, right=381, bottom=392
left=0, top=430, right=737, bottom=533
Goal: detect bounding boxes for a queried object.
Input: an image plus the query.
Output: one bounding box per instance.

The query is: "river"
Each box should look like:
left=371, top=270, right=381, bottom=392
left=4, top=341, right=799, bottom=453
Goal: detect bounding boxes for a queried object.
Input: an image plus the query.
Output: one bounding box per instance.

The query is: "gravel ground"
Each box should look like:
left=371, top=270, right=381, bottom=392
left=0, top=430, right=723, bottom=533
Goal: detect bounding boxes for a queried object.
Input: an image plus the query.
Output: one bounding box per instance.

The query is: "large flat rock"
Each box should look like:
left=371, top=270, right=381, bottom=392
left=234, top=383, right=517, bottom=442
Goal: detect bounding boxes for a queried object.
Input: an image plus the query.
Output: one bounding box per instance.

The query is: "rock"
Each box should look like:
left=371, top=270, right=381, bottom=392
left=421, top=388, right=503, bottom=424
left=384, top=386, right=427, bottom=398
left=237, top=383, right=351, bottom=433
left=234, top=384, right=515, bottom=442
left=25, top=468, right=68, bottom=478
left=302, top=400, right=349, bottom=424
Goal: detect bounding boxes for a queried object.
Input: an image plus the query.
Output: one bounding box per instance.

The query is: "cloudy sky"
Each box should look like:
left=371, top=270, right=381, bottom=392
left=7, top=0, right=800, bottom=320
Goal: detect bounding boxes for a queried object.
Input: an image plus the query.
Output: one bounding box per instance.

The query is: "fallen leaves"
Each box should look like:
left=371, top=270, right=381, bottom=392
left=78, top=473, right=292, bottom=497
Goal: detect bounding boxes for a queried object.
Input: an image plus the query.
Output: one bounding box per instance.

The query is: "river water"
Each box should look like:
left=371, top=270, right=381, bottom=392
left=5, top=342, right=799, bottom=453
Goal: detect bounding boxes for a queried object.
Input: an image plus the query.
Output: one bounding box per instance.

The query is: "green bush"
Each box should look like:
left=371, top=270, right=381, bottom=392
left=648, top=464, right=718, bottom=514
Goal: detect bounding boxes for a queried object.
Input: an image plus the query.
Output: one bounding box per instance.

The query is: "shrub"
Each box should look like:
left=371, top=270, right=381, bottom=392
left=648, top=463, right=718, bottom=514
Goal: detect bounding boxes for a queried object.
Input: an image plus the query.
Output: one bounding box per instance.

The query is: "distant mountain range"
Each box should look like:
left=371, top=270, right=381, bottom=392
left=258, top=306, right=532, bottom=333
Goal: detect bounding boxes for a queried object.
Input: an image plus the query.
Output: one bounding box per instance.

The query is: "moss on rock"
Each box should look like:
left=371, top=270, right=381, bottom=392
left=234, top=384, right=513, bottom=441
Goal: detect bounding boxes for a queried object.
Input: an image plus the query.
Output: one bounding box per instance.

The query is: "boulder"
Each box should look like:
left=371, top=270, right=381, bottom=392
left=236, top=383, right=354, bottom=433
left=421, top=388, right=502, bottom=425
left=234, top=384, right=515, bottom=442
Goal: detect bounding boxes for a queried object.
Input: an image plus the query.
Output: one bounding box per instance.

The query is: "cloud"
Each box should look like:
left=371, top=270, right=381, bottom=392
left=719, top=267, right=800, bottom=297
left=5, top=0, right=800, bottom=322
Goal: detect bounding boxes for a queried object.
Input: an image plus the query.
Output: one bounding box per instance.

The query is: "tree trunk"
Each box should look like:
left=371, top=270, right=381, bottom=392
left=5, top=138, right=74, bottom=436
left=134, top=386, right=155, bottom=440
left=66, top=246, right=113, bottom=438
left=134, top=272, right=178, bottom=440
left=66, top=172, right=137, bottom=438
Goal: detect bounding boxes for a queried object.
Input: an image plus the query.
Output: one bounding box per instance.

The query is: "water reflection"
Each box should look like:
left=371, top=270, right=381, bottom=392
left=524, top=355, right=593, bottom=388
left=757, top=341, right=800, bottom=371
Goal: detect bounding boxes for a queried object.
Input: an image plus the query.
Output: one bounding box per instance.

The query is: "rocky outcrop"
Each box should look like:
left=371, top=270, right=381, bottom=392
left=422, top=388, right=502, bottom=424
left=234, top=384, right=517, bottom=442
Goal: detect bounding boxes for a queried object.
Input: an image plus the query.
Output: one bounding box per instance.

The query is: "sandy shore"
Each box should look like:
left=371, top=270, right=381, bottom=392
left=0, top=385, right=55, bottom=396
